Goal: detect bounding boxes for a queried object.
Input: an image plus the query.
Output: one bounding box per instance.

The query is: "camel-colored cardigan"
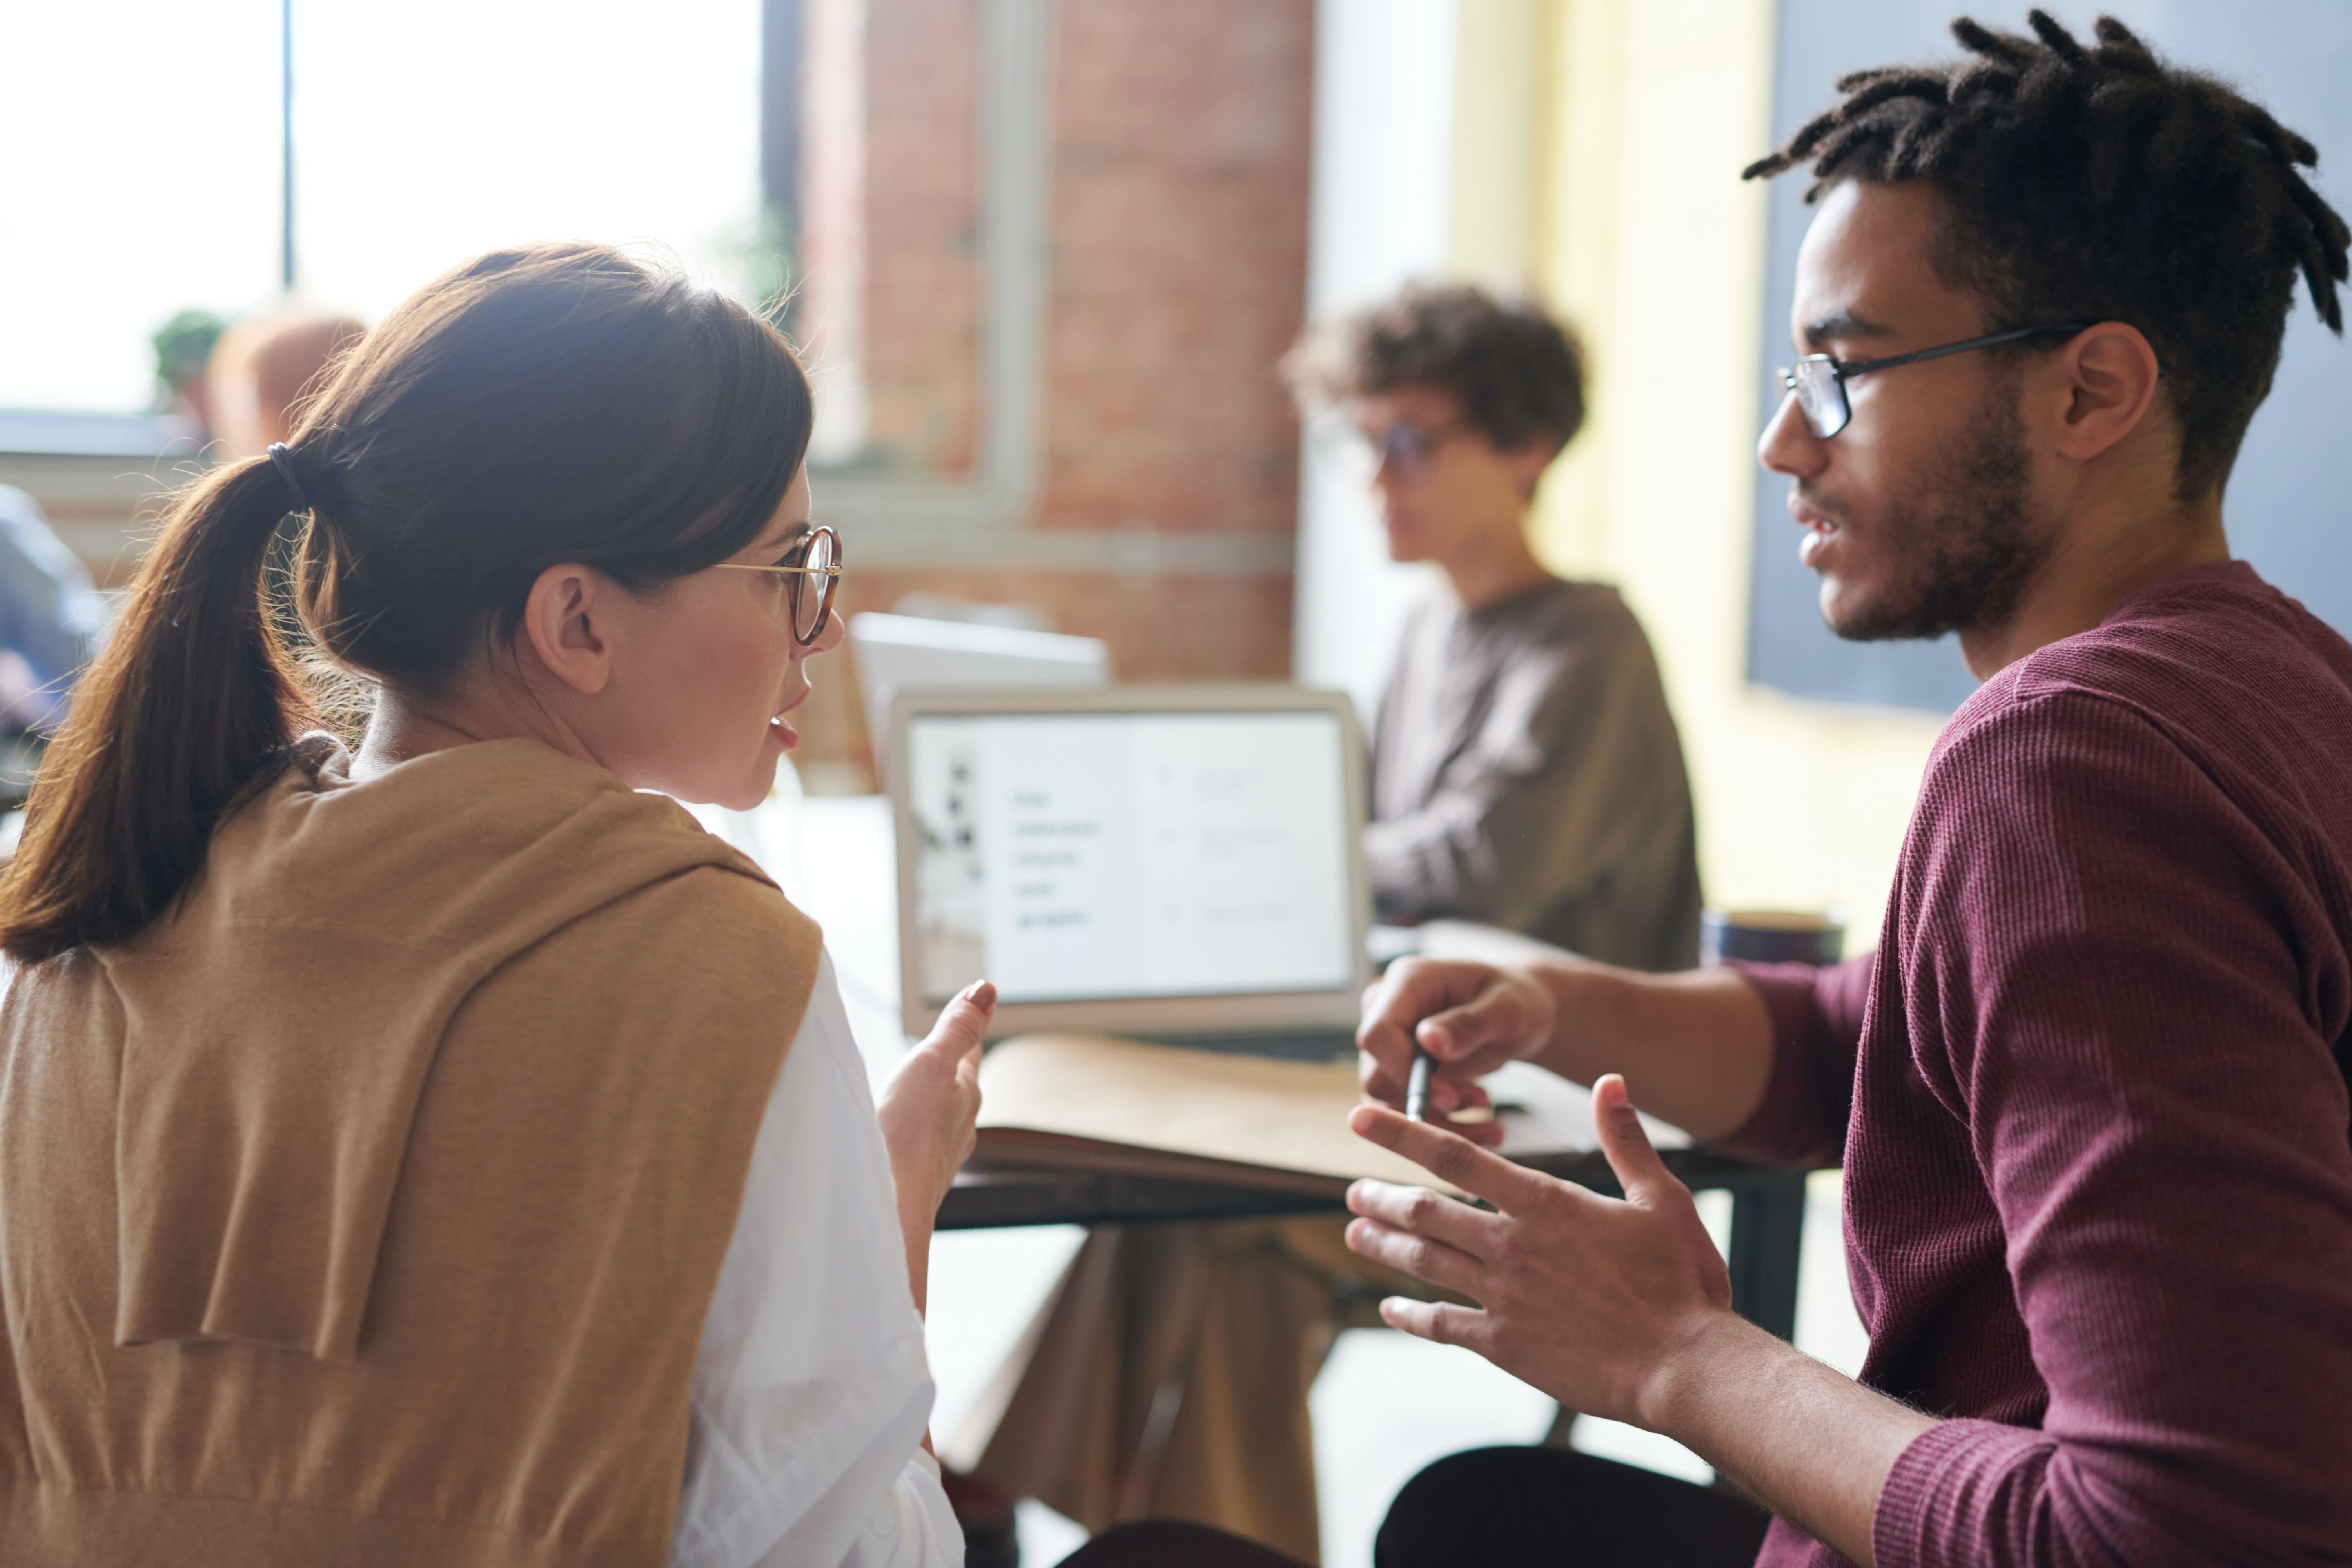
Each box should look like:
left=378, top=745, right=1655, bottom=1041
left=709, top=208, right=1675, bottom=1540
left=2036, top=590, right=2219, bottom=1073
left=0, top=737, right=820, bottom=1566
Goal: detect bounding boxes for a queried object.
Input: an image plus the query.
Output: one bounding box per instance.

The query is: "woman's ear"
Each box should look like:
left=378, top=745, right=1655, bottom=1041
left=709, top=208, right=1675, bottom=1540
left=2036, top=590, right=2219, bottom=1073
left=519, top=563, right=614, bottom=696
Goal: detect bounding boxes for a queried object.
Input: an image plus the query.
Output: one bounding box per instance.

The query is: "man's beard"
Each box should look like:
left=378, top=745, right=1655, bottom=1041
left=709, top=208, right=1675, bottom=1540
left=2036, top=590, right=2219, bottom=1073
left=1818, top=387, right=2051, bottom=643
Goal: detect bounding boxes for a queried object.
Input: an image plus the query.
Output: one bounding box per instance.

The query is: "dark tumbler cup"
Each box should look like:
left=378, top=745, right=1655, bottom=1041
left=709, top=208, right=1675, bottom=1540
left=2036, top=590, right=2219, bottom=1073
left=1699, top=908, right=1844, bottom=969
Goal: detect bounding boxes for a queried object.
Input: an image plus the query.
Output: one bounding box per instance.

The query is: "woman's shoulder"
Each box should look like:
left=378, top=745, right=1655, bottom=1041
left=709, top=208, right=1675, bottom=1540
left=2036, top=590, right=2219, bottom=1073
left=583, top=860, right=822, bottom=983
left=115, top=735, right=822, bottom=1016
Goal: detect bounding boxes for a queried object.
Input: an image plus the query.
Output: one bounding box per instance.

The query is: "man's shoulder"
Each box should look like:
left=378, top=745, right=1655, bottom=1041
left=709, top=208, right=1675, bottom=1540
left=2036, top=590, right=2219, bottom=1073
left=1466, top=577, right=1652, bottom=654
left=1526, top=574, right=1635, bottom=622
left=1953, top=566, right=2352, bottom=755
left=1918, top=567, right=2352, bottom=867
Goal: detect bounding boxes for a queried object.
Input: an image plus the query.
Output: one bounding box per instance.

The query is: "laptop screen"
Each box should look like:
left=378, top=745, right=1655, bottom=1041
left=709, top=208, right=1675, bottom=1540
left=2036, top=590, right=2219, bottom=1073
left=904, top=708, right=1357, bottom=1008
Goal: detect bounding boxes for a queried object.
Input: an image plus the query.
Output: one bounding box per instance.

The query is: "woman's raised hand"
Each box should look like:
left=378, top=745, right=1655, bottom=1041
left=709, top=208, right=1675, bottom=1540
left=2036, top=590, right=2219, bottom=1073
left=877, top=980, right=995, bottom=1221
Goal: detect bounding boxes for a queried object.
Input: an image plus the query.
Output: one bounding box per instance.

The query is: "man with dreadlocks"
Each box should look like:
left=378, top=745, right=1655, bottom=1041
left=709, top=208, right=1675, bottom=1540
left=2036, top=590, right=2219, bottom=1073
left=1316, top=11, right=2352, bottom=1568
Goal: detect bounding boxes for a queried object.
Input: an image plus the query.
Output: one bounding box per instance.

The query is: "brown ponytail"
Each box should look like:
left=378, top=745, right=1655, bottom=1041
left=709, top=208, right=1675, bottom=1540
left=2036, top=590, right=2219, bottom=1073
left=0, top=459, right=319, bottom=960
left=0, top=242, right=813, bottom=962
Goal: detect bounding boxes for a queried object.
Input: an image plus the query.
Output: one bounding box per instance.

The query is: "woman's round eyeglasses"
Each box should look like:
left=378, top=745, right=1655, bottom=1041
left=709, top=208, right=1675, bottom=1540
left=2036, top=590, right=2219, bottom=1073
left=1777, top=323, right=2089, bottom=439
left=713, top=525, right=842, bottom=645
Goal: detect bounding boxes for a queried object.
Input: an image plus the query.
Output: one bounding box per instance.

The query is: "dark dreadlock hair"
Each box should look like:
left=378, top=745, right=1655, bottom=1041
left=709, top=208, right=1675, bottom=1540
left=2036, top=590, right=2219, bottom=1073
left=1744, top=10, right=2348, bottom=501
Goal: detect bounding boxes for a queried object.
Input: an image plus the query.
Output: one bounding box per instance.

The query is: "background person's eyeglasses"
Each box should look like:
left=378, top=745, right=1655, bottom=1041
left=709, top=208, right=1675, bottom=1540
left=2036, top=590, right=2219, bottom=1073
left=1308, top=415, right=1471, bottom=486
left=713, top=524, right=843, bottom=645
left=1776, top=323, right=2089, bottom=439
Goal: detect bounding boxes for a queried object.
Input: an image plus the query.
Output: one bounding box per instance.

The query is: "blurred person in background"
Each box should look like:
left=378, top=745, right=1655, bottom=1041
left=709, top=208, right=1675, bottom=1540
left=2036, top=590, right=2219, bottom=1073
left=207, top=304, right=370, bottom=458
left=1293, top=282, right=1702, bottom=970
left=948, top=287, right=1702, bottom=1565
left=0, top=487, right=105, bottom=741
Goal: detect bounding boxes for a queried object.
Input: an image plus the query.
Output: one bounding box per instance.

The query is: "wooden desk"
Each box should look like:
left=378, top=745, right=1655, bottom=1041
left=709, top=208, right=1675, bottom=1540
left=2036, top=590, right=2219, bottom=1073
left=769, top=792, right=1808, bottom=1342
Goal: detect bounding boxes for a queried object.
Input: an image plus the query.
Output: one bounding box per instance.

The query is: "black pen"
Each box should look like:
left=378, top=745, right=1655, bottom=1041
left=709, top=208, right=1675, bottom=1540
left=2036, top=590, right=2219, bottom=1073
left=1405, top=1045, right=1434, bottom=1122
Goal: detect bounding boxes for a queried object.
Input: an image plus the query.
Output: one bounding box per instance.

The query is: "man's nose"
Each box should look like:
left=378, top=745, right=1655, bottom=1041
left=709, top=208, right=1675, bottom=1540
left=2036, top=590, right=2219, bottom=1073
left=1757, top=389, right=1827, bottom=481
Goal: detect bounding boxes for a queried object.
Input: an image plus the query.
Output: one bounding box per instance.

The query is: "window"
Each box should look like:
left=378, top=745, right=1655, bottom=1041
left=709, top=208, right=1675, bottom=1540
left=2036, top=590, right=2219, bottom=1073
left=0, top=3, right=282, bottom=414
left=0, top=0, right=767, bottom=419
left=0, top=0, right=1042, bottom=532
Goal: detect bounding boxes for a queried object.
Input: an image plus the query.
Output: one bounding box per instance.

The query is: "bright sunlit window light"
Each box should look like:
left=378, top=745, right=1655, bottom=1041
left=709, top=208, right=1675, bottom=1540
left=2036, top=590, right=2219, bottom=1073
left=0, top=0, right=766, bottom=415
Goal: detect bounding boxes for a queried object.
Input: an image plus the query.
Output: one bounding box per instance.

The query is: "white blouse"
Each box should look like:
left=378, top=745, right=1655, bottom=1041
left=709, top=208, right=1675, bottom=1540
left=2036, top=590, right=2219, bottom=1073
left=670, top=952, right=964, bottom=1568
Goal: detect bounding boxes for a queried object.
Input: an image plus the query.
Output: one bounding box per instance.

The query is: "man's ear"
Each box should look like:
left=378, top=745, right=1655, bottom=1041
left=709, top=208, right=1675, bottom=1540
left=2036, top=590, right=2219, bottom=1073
left=2047, top=322, right=2165, bottom=465
left=519, top=563, right=614, bottom=697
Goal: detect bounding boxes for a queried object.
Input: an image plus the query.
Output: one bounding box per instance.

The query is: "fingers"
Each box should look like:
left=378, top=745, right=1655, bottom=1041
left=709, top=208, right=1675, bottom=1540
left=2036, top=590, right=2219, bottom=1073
left=1592, top=1073, right=1680, bottom=1210
left=1359, top=959, right=1536, bottom=1137
left=1359, top=958, right=1504, bottom=1069
left=919, top=980, right=995, bottom=1063
left=1356, top=998, right=1421, bottom=1107
left=1412, top=976, right=1541, bottom=1067
left=1432, top=1095, right=1507, bottom=1149
left=1346, top=1178, right=1501, bottom=1261
left=1377, top=1296, right=1490, bottom=1350
left=1344, top=1216, right=1485, bottom=1296
left=1349, top=1103, right=1553, bottom=1212
left=1357, top=1052, right=1500, bottom=1140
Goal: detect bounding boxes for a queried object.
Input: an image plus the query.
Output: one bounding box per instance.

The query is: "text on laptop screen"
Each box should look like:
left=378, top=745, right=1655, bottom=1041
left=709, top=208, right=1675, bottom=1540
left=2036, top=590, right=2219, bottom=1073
left=906, top=710, right=1355, bottom=1006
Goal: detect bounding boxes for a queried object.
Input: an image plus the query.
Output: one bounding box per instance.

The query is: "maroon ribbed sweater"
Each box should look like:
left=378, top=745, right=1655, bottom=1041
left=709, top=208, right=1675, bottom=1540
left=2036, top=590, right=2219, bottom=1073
left=1718, top=561, right=2352, bottom=1567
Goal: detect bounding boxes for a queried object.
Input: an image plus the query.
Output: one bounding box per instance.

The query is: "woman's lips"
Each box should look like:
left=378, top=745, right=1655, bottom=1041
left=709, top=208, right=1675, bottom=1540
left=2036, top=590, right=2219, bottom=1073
left=768, top=680, right=810, bottom=751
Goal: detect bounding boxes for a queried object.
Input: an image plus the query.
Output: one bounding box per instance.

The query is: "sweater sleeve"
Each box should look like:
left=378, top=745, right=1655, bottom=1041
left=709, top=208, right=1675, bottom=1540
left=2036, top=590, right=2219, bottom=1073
left=1873, top=691, right=2352, bottom=1567
left=1704, top=953, right=1874, bottom=1169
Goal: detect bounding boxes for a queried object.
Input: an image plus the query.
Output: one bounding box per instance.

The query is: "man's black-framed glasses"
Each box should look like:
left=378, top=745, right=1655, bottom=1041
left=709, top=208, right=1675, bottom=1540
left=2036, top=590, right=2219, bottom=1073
left=714, top=524, right=843, bottom=645
left=1777, top=323, right=2089, bottom=439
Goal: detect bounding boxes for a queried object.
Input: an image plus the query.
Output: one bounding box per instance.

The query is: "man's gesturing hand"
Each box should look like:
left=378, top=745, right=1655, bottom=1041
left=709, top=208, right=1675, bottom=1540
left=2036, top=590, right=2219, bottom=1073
left=1357, top=957, right=1555, bottom=1147
left=1341, top=1073, right=1735, bottom=1429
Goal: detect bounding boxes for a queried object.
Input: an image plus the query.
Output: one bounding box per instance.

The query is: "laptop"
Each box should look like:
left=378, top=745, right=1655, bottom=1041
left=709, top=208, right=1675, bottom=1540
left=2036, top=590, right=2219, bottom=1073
left=848, top=612, right=1111, bottom=777
left=888, top=684, right=1371, bottom=1060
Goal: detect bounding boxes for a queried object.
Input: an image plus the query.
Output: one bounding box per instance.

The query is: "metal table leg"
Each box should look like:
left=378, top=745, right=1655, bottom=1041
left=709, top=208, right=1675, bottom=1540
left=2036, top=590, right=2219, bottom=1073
left=1727, top=1169, right=1808, bottom=1341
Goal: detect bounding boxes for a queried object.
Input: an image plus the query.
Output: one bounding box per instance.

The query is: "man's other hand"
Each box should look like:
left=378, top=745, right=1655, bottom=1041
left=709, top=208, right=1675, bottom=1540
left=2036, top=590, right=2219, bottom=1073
left=1357, top=956, right=1554, bottom=1147
left=1341, top=1074, right=1737, bottom=1428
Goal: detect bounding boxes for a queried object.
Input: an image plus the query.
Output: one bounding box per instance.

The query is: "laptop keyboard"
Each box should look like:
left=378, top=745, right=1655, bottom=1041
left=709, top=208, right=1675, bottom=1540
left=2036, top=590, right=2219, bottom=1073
left=1137, top=1029, right=1359, bottom=1064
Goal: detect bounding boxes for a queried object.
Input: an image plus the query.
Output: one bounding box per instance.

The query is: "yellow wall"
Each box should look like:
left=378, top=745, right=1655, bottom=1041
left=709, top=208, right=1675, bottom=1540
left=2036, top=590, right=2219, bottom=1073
left=1449, top=0, right=1944, bottom=946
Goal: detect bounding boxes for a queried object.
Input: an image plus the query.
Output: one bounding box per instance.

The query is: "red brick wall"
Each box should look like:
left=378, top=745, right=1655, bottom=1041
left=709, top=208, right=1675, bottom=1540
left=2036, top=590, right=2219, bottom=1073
left=794, top=0, right=1314, bottom=785
left=861, top=0, right=982, bottom=475
left=1038, top=2, right=1315, bottom=539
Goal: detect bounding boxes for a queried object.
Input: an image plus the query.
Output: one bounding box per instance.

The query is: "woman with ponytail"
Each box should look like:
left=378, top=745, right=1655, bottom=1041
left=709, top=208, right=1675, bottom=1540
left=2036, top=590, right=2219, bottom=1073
left=0, top=243, right=987, bottom=1568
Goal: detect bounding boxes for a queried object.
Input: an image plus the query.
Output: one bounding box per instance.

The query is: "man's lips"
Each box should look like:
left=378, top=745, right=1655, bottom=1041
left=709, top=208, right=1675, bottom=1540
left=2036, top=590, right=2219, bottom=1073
left=1788, top=492, right=1840, bottom=532
left=1789, top=496, right=1842, bottom=569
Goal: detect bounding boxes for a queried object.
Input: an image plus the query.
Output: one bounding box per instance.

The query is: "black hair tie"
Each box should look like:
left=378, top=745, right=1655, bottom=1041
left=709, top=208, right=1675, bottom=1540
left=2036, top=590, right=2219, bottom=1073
left=267, top=442, right=313, bottom=516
